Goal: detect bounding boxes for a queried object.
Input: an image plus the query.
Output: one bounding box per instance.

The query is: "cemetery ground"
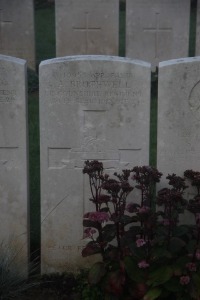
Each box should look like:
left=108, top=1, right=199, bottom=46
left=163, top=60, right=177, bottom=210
left=1, top=1, right=197, bottom=299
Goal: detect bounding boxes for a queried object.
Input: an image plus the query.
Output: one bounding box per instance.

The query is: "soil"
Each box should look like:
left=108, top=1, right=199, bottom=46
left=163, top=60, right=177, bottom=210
left=12, top=274, right=83, bottom=300
left=16, top=286, right=80, bottom=300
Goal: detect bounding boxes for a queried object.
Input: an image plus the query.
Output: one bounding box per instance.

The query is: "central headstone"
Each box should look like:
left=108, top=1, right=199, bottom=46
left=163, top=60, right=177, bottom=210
left=0, top=0, right=35, bottom=70
left=0, top=55, right=29, bottom=275
left=126, top=0, right=190, bottom=70
left=40, top=55, right=151, bottom=273
left=55, top=0, right=119, bottom=56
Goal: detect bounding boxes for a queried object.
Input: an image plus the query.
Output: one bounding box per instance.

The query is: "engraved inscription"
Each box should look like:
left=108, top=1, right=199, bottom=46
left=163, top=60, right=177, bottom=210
left=48, top=109, right=142, bottom=170
left=83, top=110, right=106, bottom=152
left=0, top=89, right=16, bottom=104
left=47, top=244, right=84, bottom=252
left=0, top=9, right=12, bottom=50
left=189, top=80, right=200, bottom=120
left=143, top=12, right=172, bottom=59
left=73, top=12, right=101, bottom=53
left=48, top=71, right=141, bottom=106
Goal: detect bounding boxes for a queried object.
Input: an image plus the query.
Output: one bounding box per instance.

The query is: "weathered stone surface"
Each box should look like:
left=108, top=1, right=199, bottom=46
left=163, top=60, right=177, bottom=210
left=0, top=0, right=35, bottom=69
left=55, top=0, right=119, bottom=56
left=40, top=55, right=151, bottom=273
left=0, top=55, right=29, bottom=275
left=157, top=57, right=200, bottom=222
left=126, top=0, right=190, bottom=70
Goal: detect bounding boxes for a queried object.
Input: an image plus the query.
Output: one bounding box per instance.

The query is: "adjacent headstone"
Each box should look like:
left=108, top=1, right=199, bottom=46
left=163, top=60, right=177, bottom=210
left=40, top=55, right=151, bottom=273
left=126, top=0, right=190, bottom=70
left=196, top=0, right=200, bottom=56
left=0, top=55, right=29, bottom=275
left=55, top=0, right=119, bottom=57
left=0, top=0, right=35, bottom=70
left=157, top=57, right=200, bottom=222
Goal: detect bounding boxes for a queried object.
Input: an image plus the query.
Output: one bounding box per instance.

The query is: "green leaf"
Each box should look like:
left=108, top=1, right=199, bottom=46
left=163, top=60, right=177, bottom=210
left=169, top=237, right=186, bottom=253
left=173, top=256, right=189, bottom=269
left=147, top=266, right=173, bottom=287
left=164, top=277, right=181, bottom=292
left=128, top=241, right=146, bottom=258
left=186, top=239, right=196, bottom=252
left=104, top=271, right=125, bottom=296
left=82, top=241, right=101, bottom=257
left=120, top=215, right=138, bottom=225
left=100, top=207, right=110, bottom=212
left=88, top=262, right=106, bottom=285
left=124, top=256, right=145, bottom=283
left=83, top=219, right=100, bottom=229
left=102, top=224, right=116, bottom=242
left=173, top=225, right=189, bottom=237
left=192, top=273, right=200, bottom=296
left=143, top=287, right=162, bottom=300
left=151, top=247, right=171, bottom=259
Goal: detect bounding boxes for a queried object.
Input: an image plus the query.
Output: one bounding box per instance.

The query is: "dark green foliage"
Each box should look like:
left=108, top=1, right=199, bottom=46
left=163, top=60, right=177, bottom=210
left=82, top=160, right=200, bottom=299
left=28, top=68, right=39, bottom=93
left=34, top=0, right=54, bottom=10
left=40, top=272, right=77, bottom=296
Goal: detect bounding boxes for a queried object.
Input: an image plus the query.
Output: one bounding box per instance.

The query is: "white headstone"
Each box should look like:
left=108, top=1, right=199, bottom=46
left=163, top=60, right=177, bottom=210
left=0, top=55, right=29, bottom=275
left=0, top=0, right=35, bottom=70
left=40, top=55, right=151, bottom=273
left=126, top=0, right=190, bottom=70
left=55, top=0, right=119, bottom=57
left=157, top=57, right=200, bottom=222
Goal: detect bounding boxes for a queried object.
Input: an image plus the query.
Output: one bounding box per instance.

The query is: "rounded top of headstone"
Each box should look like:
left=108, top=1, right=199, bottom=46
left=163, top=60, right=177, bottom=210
left=0, top=54, right=26, bottom=65
left=159, top=56, right=200, bottom=68
left=40, top=55, right=151, bottom=68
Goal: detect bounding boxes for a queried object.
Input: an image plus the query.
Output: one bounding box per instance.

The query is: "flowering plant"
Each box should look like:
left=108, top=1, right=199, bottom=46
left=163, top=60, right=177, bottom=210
left=82, top=160, right=200, bottom=300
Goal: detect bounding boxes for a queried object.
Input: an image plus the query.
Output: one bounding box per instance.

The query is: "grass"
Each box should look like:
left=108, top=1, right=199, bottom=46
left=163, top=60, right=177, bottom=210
left=28, top=92, right=40, bottom=262
left=35, top=4, right=56, bottom=68
left=29, top=2, right=197, bottom=268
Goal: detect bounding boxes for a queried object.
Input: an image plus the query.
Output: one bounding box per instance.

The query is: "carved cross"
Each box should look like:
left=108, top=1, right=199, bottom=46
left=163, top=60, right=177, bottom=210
left=143, top=12, right=172, bottom=59
left=0, top=9, right=12, bottom=50
left=73, top=12, right=101, bottom=52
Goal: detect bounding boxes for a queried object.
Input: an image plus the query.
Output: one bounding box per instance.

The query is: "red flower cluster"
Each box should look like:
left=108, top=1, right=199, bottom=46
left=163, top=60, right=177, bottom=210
left=84, top=211, right=110, bottom=224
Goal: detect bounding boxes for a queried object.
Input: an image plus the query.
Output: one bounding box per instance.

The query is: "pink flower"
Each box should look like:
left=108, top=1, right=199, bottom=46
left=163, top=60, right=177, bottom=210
left=162, top=218, right=170, bottom=226
left=138, top=260, right=149, bottom=269
left=83, top=227, right=96, bottom=238
left=180, top=275, right=190, bottom=285
left=136, top=238, right=146, bottom=247
left=84, top=211, right=110, bottom=223
left=126, top=203, right=139, bottom=213
left=186, top=262, right=196, bottom=272
left=138, top=206, right=150, bottom=214
left=97, top=194, right=110, bottom=203
left=196, top=213, right=200, bottom=220
left=196, top=249, right=200, bottom=260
